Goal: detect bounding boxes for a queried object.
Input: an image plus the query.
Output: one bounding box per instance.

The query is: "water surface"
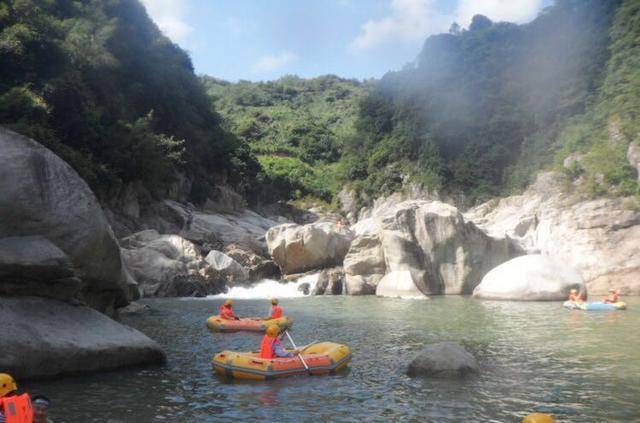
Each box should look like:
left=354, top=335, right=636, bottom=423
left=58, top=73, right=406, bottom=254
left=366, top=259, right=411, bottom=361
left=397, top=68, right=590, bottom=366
left=27, top=296, right=640, bottom=422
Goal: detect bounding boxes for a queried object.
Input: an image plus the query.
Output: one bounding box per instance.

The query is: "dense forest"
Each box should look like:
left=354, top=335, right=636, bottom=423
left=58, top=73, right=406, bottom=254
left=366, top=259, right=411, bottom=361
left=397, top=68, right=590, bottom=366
left=2, top=0, right=638, bottom=211
left=0, top=0, right=262, bottom=203
left=202, top=75, right=367, bottom=202
left=338, top=0, right=639, bottom=205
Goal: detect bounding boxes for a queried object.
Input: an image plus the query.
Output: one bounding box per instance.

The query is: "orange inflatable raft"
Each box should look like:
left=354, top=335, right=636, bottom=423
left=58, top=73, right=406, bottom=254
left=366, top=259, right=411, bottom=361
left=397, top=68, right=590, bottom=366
left=212, top=342, right=352, bottom=380
left=205, top=315, right=292, bottom=333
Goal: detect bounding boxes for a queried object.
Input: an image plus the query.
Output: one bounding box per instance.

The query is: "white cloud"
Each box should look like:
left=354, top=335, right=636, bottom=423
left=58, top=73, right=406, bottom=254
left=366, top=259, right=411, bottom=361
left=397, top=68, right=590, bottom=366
left=454, top=0, right=543, bottom=28
left=350, top=0, right=544, bottom=51
left=140, top=0, right=193, bottom=44
left=350, top=0, right=448, bottom=50
left=252, top=51, right=299, bottom=74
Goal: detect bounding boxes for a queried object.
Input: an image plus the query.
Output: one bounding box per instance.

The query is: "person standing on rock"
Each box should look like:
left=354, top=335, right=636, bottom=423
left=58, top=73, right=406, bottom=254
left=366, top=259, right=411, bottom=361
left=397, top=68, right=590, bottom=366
left=0, top=373, right=33, bottom=423
left=268, top=298, right=283, bottom=319
left=219, top=299, right=239, bottom=320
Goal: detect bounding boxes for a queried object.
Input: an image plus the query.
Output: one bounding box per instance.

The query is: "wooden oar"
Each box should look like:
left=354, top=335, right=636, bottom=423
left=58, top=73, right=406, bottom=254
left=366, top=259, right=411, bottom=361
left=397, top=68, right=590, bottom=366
left=285, top=330, right=311, bottom=374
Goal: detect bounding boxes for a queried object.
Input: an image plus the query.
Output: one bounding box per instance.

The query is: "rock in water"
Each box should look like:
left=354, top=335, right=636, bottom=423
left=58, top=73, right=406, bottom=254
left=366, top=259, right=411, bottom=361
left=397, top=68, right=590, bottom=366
left=343, top=234, right=385, bottom=295
left=314, top=267, right=345, bottom=295
left=266, top=222, right=353, bottom=275
left=205, top=250, right=249, bottom=284
left=0, top=297, right=165, bottom=379
left=0, top=128, right=129, bottom=311
left=376, top=270, right=426, bottom=298
left=407, top=342, right=479, bottom=379
left=473, top=254, right=586, bottom=300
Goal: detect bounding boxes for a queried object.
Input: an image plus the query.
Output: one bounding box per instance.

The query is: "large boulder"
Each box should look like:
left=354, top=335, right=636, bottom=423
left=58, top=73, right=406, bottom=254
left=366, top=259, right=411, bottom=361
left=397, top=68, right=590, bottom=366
left=223, top=244, right=281, bottom=281
left=120, top=230, right=223, bottom=297
left=376, top=270, right=426, bottom=298
left=205, top=250, right=248, bottom=285
left=266, top=222, right=354, bottom=275
left=0, top=236, right=81, bottom=301
left=0, top=297, right=165, bottom=379
left=0, top=128, right=130, bottom=311
left=473, top=255, right=586, bottom=300
left=466, top=172, right=640, bottom=294
left=314, top=267, right=345, bottom=295
left=407, top=342, right=479, bottom=379
left=343, top=234, right=385, bottom=295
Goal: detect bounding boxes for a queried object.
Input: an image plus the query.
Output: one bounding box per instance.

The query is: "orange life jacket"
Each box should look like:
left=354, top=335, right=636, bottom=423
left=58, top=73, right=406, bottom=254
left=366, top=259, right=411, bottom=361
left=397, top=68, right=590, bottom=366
left=219, top=304, right=235, bottom=319
left=0, top=394, right=33, bottom=423
left=605, top=293, right=619, bottom=303
left=260, top=335, right=284, bottom=359
left=270, top=305, right=283, bottom=319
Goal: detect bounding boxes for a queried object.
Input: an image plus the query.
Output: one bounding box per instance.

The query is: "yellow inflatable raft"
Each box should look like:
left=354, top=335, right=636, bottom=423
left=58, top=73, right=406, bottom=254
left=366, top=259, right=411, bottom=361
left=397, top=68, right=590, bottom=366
left=212, top=342, right=352, bottom=380
left=206, top=315, right=292, bottom=333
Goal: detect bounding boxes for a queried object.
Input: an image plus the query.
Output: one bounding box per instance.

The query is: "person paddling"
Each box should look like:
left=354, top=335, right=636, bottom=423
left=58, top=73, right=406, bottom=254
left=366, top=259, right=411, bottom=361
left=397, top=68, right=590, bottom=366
left=219, top=299, right=239, bottom=320
left=568, top=288, right=585, bottom=303
left=0, top=373, right=34, bottom=423
left=268, top=298, right=283, bottom=319
left=603, top=288, right=620, bottom=304
left=260, top=325, right=298, bottom=358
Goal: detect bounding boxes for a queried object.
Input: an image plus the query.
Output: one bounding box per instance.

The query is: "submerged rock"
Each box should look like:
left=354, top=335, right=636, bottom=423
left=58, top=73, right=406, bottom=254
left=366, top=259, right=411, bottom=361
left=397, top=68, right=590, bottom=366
left=407, top=342, right=479, bottom=379
left=266, top=222, right=353, bottom=275
left=0, top=297, right=165, bottom=379
left=473, top=254, right=586, bottom=301
left=117, top=301, right=151, bottom=316
left=0, top=128, right=131, bottom=311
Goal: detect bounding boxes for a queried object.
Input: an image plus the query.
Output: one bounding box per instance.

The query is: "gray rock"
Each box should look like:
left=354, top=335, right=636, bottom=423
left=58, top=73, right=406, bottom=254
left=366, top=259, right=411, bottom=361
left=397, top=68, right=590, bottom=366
left=266, top=222, right=354, bottom=275
left=224, top=244, right=281, bottom=281
left=314, top=267, right=344, bottom=295
left=343, top=234, right=385, bottom=295
left=205, top=250, right=248, bottom=283
left=407, top=342, right=479, bottom=379
left=117, top=301, right=151, bottom=316
left=0, top=236, right=81, bottom=301
left=0, top=297, right=165, bottom=379
left=0, top=128, right=129, bottom=311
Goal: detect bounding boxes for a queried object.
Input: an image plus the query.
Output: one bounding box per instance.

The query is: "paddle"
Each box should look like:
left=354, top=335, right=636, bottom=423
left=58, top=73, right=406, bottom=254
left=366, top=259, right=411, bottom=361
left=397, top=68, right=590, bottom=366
left=285, top=330, right=312, bottom=374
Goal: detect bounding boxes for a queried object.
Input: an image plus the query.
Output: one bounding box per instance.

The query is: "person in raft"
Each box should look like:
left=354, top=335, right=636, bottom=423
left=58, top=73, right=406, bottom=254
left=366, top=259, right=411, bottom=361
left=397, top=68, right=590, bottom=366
left=568, top=288, right=585, bottom=303
left=268, top=298, right=283, bottom=319
left=604, top=288, right=620, bottom=304
left=219, top=299, right=239, bottom=320
left=0, top=373, right=34, bottom=423
left=260, top=325, right=298, bottom=358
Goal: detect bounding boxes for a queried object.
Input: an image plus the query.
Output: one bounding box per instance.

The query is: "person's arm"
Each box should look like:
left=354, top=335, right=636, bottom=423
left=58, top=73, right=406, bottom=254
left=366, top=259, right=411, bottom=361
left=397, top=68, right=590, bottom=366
left=273, top=342, right=294, bottom=358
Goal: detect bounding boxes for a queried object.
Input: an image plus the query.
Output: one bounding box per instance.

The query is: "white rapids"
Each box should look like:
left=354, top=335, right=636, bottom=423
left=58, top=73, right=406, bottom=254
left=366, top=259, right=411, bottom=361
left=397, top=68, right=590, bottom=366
left=208, top=274, right=319, bottom=299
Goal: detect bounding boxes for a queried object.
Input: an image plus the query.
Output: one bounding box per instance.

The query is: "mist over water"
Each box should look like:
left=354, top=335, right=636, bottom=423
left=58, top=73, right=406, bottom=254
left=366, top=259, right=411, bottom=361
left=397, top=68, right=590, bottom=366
left=26, top=296, right=640, bottom=422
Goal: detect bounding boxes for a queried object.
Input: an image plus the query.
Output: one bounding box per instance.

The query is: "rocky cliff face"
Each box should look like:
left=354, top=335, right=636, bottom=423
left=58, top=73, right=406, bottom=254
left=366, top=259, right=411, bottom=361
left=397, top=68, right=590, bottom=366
left=466, top=172, right=640, bottom=295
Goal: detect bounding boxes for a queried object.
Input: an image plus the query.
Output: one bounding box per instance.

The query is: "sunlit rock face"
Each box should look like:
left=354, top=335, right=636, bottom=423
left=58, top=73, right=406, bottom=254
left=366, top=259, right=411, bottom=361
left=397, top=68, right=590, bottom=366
left=266, top=222, right=354, bottom=275
left=466, top=172, right=640, bottom=295
left=345, top=200, right=517, bottom=296
left=473, top=254, right=586, bottom=301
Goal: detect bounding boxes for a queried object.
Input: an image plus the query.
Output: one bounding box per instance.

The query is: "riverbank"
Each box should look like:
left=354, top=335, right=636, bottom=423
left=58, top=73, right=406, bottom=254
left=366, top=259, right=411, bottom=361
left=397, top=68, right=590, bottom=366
left=24, top=296, right=640, bottom=422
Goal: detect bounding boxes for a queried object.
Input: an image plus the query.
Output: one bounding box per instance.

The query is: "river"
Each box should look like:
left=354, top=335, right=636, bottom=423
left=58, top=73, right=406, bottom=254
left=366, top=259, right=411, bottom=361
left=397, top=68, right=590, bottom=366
left=25, top=289, right=640, bottom=422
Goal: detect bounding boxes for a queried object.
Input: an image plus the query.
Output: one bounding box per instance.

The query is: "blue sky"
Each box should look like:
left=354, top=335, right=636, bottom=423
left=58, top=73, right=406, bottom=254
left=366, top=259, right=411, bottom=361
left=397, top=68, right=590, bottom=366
left=141, top=0, right=551, bottom=82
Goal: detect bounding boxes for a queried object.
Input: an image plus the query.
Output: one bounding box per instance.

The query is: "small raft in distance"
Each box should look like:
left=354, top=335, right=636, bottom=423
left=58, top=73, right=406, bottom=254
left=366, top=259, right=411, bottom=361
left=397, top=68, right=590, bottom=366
left=212, top=342, right=352, bottom=380
left=206, top=315, right=292, bottom=333
left=563, top=301, right=627, bottom=311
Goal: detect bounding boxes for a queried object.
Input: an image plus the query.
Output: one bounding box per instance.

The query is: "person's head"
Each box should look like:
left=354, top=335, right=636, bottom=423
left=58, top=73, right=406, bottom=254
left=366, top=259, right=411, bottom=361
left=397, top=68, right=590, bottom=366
left=266, top=325, right=280, bottom=337
left=271, top=298, right=278, bottom=305
left=224, top=299, right=233, bottom=307
left=0, top=373, right=17, bottom=398
left=522, top=413, right=555, bottom=423
left=570, top=289, right=577, bottom=294
left=31, top=395, right=51, bottom=423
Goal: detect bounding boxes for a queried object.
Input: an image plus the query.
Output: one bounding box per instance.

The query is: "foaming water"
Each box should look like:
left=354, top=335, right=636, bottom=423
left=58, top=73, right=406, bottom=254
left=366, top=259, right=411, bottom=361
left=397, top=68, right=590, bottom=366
left=26, top=296, right=640, bottom=422
left=209, top=275, right=318, bottom=299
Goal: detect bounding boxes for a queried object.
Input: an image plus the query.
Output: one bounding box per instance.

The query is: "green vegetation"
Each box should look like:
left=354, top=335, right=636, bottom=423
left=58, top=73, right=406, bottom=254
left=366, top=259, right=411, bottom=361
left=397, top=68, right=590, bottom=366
left=338, top=0, right=634, bottom=205
left=0, top=0, right=261, bottom=202
left=202, top=75, right=367, bottom=201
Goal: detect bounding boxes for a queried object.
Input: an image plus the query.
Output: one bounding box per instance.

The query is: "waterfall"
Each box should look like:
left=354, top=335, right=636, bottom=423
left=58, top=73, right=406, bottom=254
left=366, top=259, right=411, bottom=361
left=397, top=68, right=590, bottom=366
left=209, top=274, right=319, bottom=299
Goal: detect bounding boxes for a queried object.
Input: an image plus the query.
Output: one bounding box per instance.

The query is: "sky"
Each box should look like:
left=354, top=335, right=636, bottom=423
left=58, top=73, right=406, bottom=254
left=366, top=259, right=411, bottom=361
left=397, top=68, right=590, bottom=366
left=140, top=0, right=552, bottom=82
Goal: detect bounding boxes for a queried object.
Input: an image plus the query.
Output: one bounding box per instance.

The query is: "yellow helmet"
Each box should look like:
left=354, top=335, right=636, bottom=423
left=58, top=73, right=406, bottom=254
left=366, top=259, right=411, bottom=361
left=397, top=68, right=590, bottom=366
left=224, top=299, right=233, bottom=306
left=522, top=413, right=555, bottom=423
left=0, top=373, right=17, bottom=397
left=266, top=325, right=280, bottom=337
left=271, top=298, right=278, bottom=305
